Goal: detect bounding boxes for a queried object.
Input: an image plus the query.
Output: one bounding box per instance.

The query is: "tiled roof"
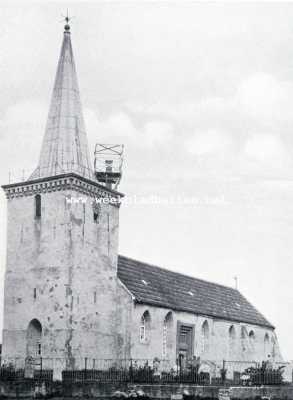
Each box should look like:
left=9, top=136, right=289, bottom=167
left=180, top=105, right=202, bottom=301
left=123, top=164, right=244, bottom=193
left=117, top=255, right=273, bottom=329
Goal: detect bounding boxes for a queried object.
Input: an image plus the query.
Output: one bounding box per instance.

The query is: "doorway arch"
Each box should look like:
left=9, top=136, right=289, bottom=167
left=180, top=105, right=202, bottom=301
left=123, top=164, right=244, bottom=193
left=26, top=319, right=42, bottom=357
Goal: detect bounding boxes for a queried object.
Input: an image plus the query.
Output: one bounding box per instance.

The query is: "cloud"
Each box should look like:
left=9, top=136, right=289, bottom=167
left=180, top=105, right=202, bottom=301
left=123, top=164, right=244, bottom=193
left=126, top=72, right=293, bottom=178
left=185, top=129, right=233, bottom=157
left=84, top=109, right=174, bottom=150
left=0, top=100, right=46, bottom=180
left=236, top=73, right=293, bottom=124
left=84, top=109, right=137, bottom=154
left=143, top=121, right=174, bottom=147
left=244, top=134, right=289, bottom=166
left=128, top=73, right=293, bottom=131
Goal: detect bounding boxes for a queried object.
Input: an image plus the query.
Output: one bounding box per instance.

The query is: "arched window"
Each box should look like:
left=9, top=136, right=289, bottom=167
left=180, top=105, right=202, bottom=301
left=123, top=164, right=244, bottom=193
left=35, top=194, right=41, bottom=218
left=27, top=319, right=42, bottom=357
left=264, top=333, right=270, bottom=358
left=249, top=330, right=255, bottom=353
left=140, top=311, right=151, bottom=343
left=249, top=330, right=255, bottom=340
left=162, top=311, right=173, bottom=358
left=201, top=320, right=209, bottom=354
left=228, top=325, right=236, bottom=359
left=241, top=326, right=248, bottom=354
left=271, top=335, right=276, bottom=358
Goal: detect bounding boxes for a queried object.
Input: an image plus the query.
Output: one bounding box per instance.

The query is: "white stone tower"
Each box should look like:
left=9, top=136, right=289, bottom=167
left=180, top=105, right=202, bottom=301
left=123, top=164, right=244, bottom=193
left=2, top=20, right=123, bottom=370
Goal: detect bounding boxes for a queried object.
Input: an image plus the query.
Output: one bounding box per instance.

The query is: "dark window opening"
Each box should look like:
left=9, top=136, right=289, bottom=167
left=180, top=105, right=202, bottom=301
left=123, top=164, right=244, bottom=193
left=33, top=288, right=37, bottom=300
left=35, top=194, right=41, bottom=218
left=94, top=291, right=97, bottom=304
left=93, top=212, right=98, bottom=223
left=38, top=343, right=41, bottom=355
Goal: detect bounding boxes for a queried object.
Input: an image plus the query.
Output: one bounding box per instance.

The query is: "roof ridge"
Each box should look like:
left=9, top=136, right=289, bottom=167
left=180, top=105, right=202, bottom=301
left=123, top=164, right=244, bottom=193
left=118, top=254, right=238, bottom=292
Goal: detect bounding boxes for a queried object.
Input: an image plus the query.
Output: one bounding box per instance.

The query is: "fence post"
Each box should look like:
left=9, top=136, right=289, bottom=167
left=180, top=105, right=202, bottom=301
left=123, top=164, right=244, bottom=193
left=129, top=358, right=133, bottom=383
left=222, top=359, right=226, bottom=385
left=85, top=357, right=87, bottom=371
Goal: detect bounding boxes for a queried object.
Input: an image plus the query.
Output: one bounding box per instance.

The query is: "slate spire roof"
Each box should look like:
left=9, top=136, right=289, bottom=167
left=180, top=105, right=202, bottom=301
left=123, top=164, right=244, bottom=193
left=31, top=23, right=93, bottom=180
left=117, top=255, right=274, bottom=329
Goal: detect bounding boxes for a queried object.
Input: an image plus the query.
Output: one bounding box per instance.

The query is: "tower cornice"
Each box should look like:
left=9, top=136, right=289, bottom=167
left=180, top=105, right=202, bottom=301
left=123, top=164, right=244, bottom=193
left=2, top=173, right=124, bottom=205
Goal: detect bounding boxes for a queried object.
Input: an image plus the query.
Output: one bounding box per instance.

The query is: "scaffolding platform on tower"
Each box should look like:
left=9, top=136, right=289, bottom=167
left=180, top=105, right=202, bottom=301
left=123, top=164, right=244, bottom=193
left=94, top=144, right=124, bottom=190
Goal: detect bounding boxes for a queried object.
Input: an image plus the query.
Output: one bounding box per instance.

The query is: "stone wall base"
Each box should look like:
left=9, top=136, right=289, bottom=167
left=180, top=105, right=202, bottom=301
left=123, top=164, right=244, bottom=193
left=0, top=381, right=293, bottom=399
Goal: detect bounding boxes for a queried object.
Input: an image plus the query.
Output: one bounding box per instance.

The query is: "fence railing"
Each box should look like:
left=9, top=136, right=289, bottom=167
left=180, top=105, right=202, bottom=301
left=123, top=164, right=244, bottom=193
left=7, top=163, right=95, bottom=185
left=0, top=357, right=290, bottom=385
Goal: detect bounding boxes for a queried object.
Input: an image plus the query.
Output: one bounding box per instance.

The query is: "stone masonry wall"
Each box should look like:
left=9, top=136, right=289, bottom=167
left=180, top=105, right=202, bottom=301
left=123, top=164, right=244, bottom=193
left=2, top=180, right=126, bottom=366
left=2, top=381, right=293, bottom=400
left=128, top=303, right=282, bottom=367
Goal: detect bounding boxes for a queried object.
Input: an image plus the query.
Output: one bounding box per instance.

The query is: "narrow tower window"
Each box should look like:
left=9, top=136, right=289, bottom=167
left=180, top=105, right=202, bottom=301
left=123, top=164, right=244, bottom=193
left=33, top=288, right=37, bottom=300
left=35, top=194, right=41, bottom=218
left=93, top=203, right=101, bottom=223
left=93, top=291, right=97, bottom=304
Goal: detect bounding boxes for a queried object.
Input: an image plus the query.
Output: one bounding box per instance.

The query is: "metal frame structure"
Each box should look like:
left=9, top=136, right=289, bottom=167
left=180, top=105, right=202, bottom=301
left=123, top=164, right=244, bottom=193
left=94, top=144, right=124, bottom=190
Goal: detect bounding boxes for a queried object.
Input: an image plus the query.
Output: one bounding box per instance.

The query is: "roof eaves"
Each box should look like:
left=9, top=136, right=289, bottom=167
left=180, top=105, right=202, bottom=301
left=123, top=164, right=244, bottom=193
left=117, top=278, right=136, bottom=301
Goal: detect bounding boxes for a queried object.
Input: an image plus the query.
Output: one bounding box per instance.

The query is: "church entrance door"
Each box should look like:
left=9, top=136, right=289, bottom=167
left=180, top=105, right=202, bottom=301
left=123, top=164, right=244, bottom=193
left=27, top=319, right=42, bottom=357
left=25, top=319, right=42, bottom=378
left=176, top=322, right=194, bottom=370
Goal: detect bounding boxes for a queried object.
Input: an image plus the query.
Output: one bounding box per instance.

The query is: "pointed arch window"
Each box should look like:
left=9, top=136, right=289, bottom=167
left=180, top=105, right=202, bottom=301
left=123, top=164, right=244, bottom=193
left=249, top=330, right=255, bottom=353
left=228, top=325, right=236, bottom=359
left=264, top=333, right=270, bottom=358
left=201, top=320, right=209, bottom=354
left=162, top=311, right=173, bottom=358
left=241, top=326, right=248, bottom=354
left=35, top=194, right=41, bottom=218
left=271, top=335, right=276, bottom=358
left=140, top=310, right=151, bottom=343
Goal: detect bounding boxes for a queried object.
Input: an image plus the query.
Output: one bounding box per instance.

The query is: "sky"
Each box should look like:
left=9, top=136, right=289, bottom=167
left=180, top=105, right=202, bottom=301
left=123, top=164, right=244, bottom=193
left=1, top=1, right=293, bottom=359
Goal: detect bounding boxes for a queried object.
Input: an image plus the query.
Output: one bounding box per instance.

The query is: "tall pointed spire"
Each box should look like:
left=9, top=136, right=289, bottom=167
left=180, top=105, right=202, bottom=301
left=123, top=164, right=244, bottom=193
left=31, top=20, right=93, bottom=180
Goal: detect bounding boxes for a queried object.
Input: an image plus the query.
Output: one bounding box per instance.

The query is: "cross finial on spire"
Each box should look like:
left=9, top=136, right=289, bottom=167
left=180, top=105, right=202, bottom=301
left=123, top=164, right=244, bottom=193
left=61, top=9, right=73, bottom=32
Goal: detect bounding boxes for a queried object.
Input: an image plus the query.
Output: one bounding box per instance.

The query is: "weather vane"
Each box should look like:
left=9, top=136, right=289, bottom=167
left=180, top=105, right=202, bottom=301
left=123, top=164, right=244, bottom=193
left=61, top=9, right=74, bottom=32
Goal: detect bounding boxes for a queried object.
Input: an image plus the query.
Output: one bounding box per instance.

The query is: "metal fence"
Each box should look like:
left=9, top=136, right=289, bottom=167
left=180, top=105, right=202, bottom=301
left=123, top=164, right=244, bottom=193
left=7, top=163, right=95, bottom=184
left=0, top=357, right=290, bottom=385
left=223, top=360, right=289, bottom=386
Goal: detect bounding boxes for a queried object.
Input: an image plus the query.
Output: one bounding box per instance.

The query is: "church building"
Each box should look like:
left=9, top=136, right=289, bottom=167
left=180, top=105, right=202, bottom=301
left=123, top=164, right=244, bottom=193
left=1, top=21, right=282, bottom=375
